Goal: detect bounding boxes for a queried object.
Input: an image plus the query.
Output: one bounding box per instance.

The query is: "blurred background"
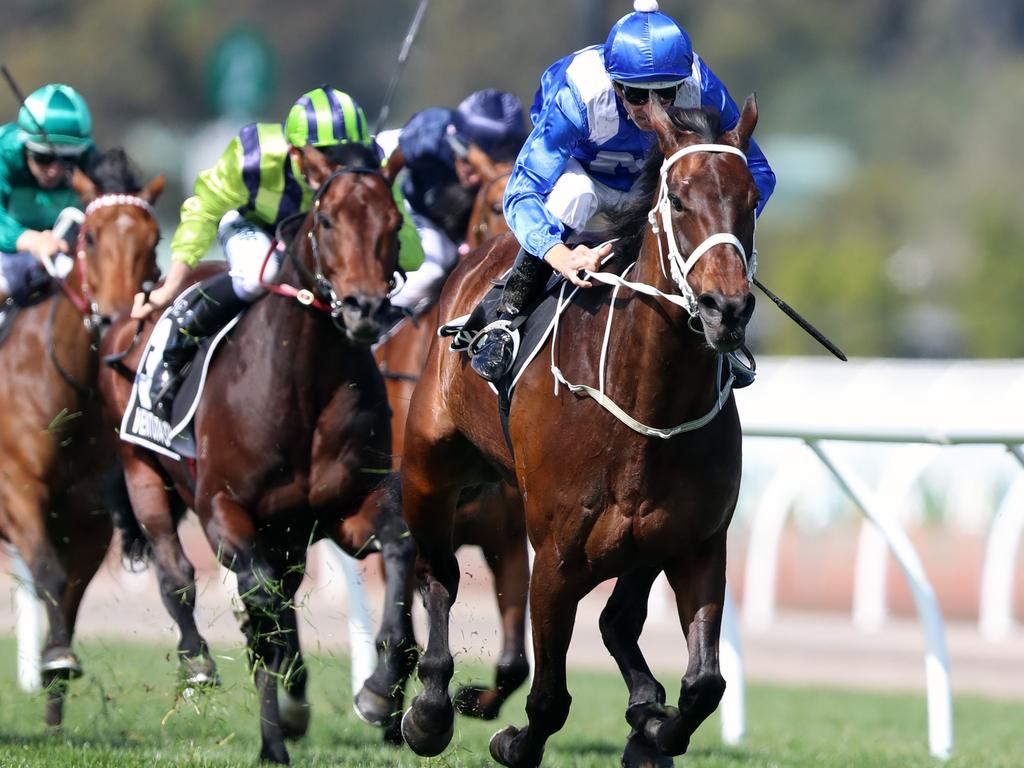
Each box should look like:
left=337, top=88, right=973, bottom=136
left=4, top=0, right=1023, bottom=359
left=2, top=3, right=1023, bottom=761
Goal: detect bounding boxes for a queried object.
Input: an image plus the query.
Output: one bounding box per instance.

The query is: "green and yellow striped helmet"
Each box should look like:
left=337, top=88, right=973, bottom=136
left=18, top=83, right=93, bottom=156
left=284, top=86, right=370, bottom=149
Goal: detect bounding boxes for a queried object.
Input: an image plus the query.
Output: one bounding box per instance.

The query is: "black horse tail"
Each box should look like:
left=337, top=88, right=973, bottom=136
left=99, top=463, right=151, bottom=568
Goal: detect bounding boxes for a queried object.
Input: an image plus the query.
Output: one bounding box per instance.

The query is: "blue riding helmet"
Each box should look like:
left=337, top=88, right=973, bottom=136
left=456, top=89, right=527, bottom=162
left=604, top=0, right=693, bottom=87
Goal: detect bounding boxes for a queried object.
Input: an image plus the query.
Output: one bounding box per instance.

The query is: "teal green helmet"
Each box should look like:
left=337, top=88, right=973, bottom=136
left=18, top=83, right=93, bottom=156
left=284, top=86, right=370, bottom=149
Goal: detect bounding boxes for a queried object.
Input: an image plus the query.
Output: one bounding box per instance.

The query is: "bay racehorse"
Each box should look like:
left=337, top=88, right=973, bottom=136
left=374, top=150, right=530, bottom=721
left=98, top=142, right=418, bottom=764
left=398, top=96, right=760, bottom=767
left=0, top=149, right=163, bottom=726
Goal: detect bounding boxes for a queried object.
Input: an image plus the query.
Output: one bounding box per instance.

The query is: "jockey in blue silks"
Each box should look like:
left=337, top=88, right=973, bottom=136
left=471, top=0, right=776, bottom=382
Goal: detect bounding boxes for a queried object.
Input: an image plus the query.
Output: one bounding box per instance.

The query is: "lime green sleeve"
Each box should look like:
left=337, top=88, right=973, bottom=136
left=391, top=178, right=424, bottom=273
left=170, top=137, right=251, bottom=267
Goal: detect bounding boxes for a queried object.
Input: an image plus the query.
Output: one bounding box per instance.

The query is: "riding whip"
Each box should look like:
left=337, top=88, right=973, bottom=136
left=1, top=65, right=57, bottom=155
left=374, top=0, right=430, bottom=133
left=752, top=277, right=847, bottom=361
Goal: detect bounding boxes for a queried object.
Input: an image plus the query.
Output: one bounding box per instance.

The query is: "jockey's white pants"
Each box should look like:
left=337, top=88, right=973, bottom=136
left=218, top=211, right=279, bottom=302
left=543, top=158, right=632, bottom=240
left=390, top=209, right=459, bottom=312
left=0, top=251, right=73, bottom=298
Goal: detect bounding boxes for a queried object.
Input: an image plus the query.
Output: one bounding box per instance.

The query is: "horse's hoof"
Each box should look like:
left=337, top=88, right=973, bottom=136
left=40, top=647, right=82, bottom=679
left=454, top=684, right=500, bottom=720
left=353, top=683, right=394, bottom=727
left=279, top=689, right=311, bottom=740
left=179, top=654, right=220, bottom=689
left=259, top=743, right=290, bottom=765
left=400, top=702, right=454, bottom=757
left=652, top=708, right=690, bottom=758
left=489, top=725, right=543, bottom=768
left=622, top=728, right=674, bottom=768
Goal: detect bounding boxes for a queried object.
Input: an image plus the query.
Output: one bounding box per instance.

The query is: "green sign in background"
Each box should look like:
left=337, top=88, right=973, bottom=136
left=205, top=26, right=276, bottom=118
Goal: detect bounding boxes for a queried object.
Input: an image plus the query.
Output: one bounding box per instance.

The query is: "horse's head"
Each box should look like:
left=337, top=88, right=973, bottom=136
left=294, top=143, right=403, bottom=345
left=71, top=149, right=163, bottom=322
left=644, top=96, right=760, bottom=352
left=465, top=144, right=513, bottom=249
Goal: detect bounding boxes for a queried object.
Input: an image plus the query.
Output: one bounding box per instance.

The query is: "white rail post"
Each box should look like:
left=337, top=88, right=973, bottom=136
left=719, top=585, right=745, bottom=745
left=978, top=445, right=1024, bottom=639
left=852, top=444, right=938, bottom=632
left=806, top=440, right=953, bottom=760
left=7, top=545, right=43, bottom=692
left=742, top=443, right=814, bottom=630
left=318, top=542, right=377, bottom=695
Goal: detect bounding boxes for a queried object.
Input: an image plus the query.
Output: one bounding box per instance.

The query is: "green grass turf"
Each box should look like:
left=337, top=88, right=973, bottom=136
left=0, top=636, right=1020, bottom=767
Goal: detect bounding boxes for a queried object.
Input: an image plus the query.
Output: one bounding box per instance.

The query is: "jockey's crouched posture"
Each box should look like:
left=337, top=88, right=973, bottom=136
left=383, top=89, right=527, bottom=314
left=0, top=83, right=97, bottom=308
left=471, top=0, right=777, bottom=383
left=132, top=86, right=424, bottom=420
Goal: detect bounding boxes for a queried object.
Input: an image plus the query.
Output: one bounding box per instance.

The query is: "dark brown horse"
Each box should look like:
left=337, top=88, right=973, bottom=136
left=0, top=150, right=163, bottom=726
left=374, top=151, right=530, bottom=721
left=98, top=143, right=417, bottom=764
left=398, top=96, right=760, bottom=768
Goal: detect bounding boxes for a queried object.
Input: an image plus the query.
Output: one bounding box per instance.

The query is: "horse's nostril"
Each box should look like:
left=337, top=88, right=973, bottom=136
left=697, top=292, right=724, bottom=320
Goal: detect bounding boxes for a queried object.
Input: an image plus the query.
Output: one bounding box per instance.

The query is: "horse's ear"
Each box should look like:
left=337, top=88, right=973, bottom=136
left=466, top=143, right=498, bottom=183
left=724, top=94, right=758, bottom=152
left=71, top=167, right=99, bottom=206
left=645, top=96, right=677, bottom=149
left=139, top=174, right=166, bottom=204
left=382, top=146, right=405, bottom=185
left=296, top=144, right=333, bottom=189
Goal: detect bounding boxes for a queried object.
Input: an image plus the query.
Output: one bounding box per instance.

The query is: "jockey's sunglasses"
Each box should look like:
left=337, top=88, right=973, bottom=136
left=619, top=84, right=680, bottom=106
left=27, top=150, right=70, bottom=167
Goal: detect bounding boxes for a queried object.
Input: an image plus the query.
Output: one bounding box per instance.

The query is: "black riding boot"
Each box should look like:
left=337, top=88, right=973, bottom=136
left=470, top=249, right=553, bottom=382
left=149, top=272, right=247, bottom=420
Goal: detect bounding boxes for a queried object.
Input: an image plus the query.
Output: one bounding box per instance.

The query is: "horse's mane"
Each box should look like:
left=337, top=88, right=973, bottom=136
left=86, top=147, right=143, bottom=194
left=320, top=141, right=382, bottom=169
left=608, top=107, right=721, bottom=258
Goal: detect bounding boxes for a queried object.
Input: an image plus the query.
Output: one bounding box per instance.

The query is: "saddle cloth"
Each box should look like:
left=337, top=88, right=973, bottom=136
left=120, top=283, right=243, bottom=461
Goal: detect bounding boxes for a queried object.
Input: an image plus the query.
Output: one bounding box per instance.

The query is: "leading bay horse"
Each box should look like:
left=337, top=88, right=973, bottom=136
left=98, top=142, right=417, bottom=765
left=374, top=149, right=531, bottom=722
left=0, top=150, right=163, bottom=726
left=399, top=96, right=760, bottom=767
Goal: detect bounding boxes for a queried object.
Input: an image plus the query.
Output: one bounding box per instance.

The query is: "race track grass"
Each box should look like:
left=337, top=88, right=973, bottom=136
left=0, top=636, right=1020, bottom=767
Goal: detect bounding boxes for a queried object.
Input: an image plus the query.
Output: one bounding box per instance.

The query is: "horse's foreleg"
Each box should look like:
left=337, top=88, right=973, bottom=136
left=398, top=475, right=461, bottom=758
left=599, top=567, right=674, bottom=768
left=657, top=532, right=728, bottom=757
left=347, top=475, right=419, bottom=743
left=489, top=545, right=583, bottom=768
left=124, top=459, right=216, bottom=687
left=276, top=572, right=311, bottom=742
left=212, top=494, right=291, bottom=765
left=455, top=483, right=530, bottom=721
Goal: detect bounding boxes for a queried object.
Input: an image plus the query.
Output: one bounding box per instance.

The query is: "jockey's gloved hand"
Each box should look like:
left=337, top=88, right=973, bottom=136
left=543, top=242, right=613, bottom=288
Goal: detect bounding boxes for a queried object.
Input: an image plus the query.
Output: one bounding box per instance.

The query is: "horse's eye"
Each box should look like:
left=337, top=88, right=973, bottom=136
left=491, top=203, right=503, bottom=215
left=316, top=213, right=333, bottom=230
left=85, top=232, right=95, bottom=246
left=668, top=193, right=684, bottom=213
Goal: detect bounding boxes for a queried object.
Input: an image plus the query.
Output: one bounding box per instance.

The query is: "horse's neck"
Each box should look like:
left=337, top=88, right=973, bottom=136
left=606, top=228, right=719, bottom=421
left=48, top=275, right=95, bottom=381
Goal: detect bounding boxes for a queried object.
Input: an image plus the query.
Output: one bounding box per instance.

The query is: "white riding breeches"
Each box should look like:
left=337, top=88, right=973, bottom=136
left=219, top=210, right=279, bottom=302
left=389, top=209, right=459, bottom=312
left=0, top=251, right=73, bottom=297
left=543, top=157, right=632, bottom=234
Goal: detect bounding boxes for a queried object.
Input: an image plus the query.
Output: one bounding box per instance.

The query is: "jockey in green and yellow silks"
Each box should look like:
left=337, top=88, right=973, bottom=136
left=133, top=86, right=423, bottom=420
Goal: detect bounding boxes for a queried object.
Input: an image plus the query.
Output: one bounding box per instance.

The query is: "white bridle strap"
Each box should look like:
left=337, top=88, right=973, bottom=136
left=649, top=142, right=754, bottom=315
